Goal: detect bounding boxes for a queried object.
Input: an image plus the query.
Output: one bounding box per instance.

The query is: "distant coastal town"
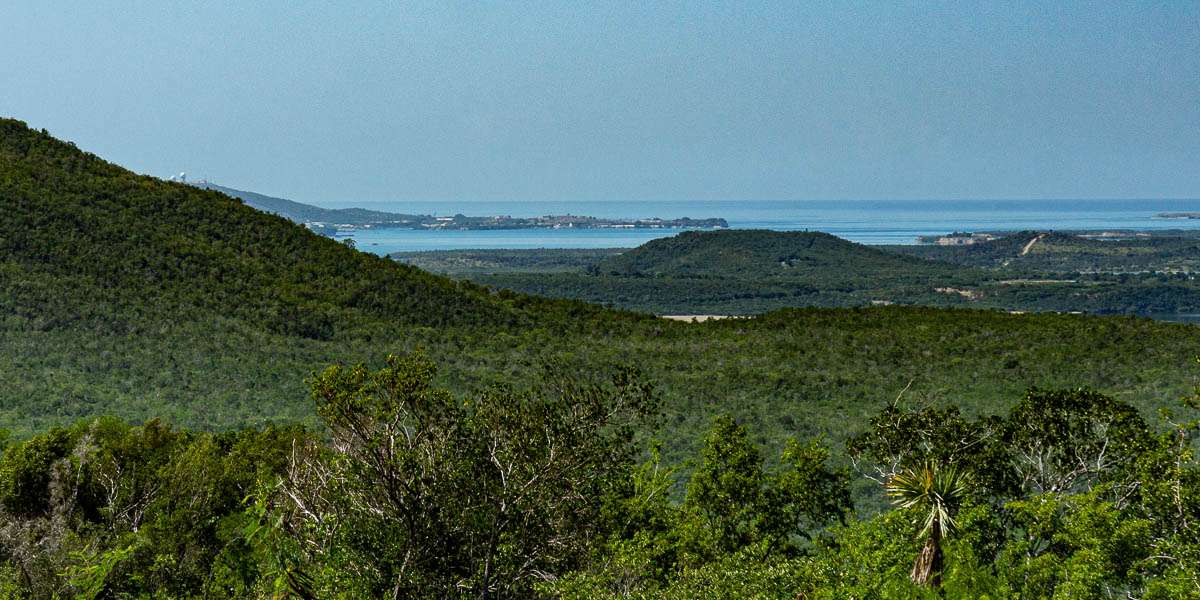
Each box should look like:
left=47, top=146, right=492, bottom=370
left=307, top=214, right=729, bottom=235
left=917, top=227, right=1200, bottom=245
left=1154, top=212, right=1200, bottom=219
left=184, top=180, right=728, bottom=235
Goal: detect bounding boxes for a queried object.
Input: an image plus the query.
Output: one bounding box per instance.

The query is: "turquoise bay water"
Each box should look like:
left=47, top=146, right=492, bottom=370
left=323, top=199, right=1200, bottom=255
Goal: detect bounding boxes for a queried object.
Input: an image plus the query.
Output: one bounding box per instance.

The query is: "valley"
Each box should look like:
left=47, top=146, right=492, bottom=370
left=2, top=119, right=1198, bottom=598
left=397, top=229, right=1200, bottom=317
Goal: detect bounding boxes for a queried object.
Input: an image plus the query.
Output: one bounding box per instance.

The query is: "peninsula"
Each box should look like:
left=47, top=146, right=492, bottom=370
left=194, top=182, right=727, bottom=234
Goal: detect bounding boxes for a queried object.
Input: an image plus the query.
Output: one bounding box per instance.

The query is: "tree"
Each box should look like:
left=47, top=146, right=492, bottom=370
left=1004, top=387, right=1150, bottom=504
left=686, top=415, right=851, bottom=557
left=685, top=414, right=765, bottom=553
left=274, top=351, right=661, bottom=598
left=760, top=438, right=851, bottom=549
left=845, top=396, right=1012, bottom=502
left=886, top=462, right=969, bottom=588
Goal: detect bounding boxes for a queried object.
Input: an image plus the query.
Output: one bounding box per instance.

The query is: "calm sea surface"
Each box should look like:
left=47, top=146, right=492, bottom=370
left=322, top=199, right=1200, bottom=255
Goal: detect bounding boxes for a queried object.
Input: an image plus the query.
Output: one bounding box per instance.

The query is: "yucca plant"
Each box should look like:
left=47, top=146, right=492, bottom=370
left=886, top=463, right=970, bottom=588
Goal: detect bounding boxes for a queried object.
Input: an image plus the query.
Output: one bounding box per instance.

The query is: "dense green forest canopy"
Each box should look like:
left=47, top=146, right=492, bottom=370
left=392, top=247, right=626, bottom=274
left=429, top=229, right=1200, bottom=316
left=587, top=229, right=964, bottom=280
left=2, top=355, right=1197, bottom=598
left=2, top=117, right=1200, bottom=597
left=2, top=116, right=1199, bottom=468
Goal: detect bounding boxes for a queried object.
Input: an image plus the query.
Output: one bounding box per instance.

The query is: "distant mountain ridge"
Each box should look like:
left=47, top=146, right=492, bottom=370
left=194, top=182, right=420, bottom=225
left=194, top=182, right=728, bottom=232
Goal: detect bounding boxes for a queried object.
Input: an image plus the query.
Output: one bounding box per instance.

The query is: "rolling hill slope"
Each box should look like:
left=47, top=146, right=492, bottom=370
left=4, top=117, right=1200, bottom=486
left=591, top=229, right=963, bottom=280
left=0, top=119, right=523, bottom=338
left=0, top=118, right=634, bottom=434
left=463, top=230, right=1005, bottom=314
left=460, top=229, right=1200, bottom=316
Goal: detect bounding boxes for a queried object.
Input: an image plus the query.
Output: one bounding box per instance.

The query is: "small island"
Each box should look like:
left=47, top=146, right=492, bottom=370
left=1154, top=212, right=1200, bottom=219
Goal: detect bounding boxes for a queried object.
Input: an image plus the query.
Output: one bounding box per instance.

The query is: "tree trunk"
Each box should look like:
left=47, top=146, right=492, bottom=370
left=911, top=520, right=944, bottom=588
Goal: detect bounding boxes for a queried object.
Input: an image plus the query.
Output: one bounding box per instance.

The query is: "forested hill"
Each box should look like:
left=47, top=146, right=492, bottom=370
left=592, top=229, right=963, bottom=279
left=0, top=118, right=535, bottom=338
left=0, top=117, right=642, bottom=434
left=465, top=229, right=1002, bottom=314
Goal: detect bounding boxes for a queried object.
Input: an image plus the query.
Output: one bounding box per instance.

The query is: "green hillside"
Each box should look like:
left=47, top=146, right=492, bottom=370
left=461, top=230, right=991, bottom=314
left=393, top=247, right=626, bottom=274
left=455, top=228, right=1200, bottom=315
left=1, top=116, right=1198, bottom=462
left=0, top=121, right=526, bottom=336
left=3, top=118, right=1200, bottom=598
left=591, top=229, right=962, bottom=280
left=0, top=118, right=640, bottom=435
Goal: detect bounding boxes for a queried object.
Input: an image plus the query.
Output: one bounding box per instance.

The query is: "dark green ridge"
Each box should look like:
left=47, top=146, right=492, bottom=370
left=0, top=118, right=647, bottom=336
left=591, top=229, right=966, bottom=279
left=0, top=117, right=649, bottom=435
left=392, top=247, right=627, bottom=275
left=0, top=119, right=511, bottom=334
left=457, top=227, right=1200, bottom=316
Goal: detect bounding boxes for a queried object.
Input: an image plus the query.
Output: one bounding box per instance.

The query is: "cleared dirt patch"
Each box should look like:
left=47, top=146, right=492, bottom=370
left=934, top=287, right=982, bottom=300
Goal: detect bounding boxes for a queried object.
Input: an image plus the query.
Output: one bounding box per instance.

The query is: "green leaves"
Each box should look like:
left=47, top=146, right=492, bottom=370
left=686, top=415, right=766, bottom=552
left=1002, top=490, right=1155, bottom=599
left=0, top=426, right=72, bottom=517
left=1005, top=387, right=1151, bottom=499
left=685, top=415, right=852, bottom=559
left=886, top=463, right=969, bottom=539
left=283, top=352, right=663, bottom=597
left=0, top=417, right=313, bottom=598
left=60, top=543, right=133, bottom=600
left=884, top=462, right=970, bottom=588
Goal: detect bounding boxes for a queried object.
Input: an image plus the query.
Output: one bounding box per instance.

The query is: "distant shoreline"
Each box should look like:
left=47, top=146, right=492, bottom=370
left=192, top=183, right=1200, bottom=250
left=913, top=227, right=1200, bottom=245
left=194, top=181, right=728, bottom=234
left=312, top=214, right=729, bottom=234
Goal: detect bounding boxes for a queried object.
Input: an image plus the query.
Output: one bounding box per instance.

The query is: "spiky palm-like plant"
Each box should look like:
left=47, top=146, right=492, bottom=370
left=886, top=463, right=970, bottom=588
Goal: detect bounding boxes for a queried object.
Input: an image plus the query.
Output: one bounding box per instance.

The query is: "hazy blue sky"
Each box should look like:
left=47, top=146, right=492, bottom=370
left=2, top=2, right=1197, bottom=204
